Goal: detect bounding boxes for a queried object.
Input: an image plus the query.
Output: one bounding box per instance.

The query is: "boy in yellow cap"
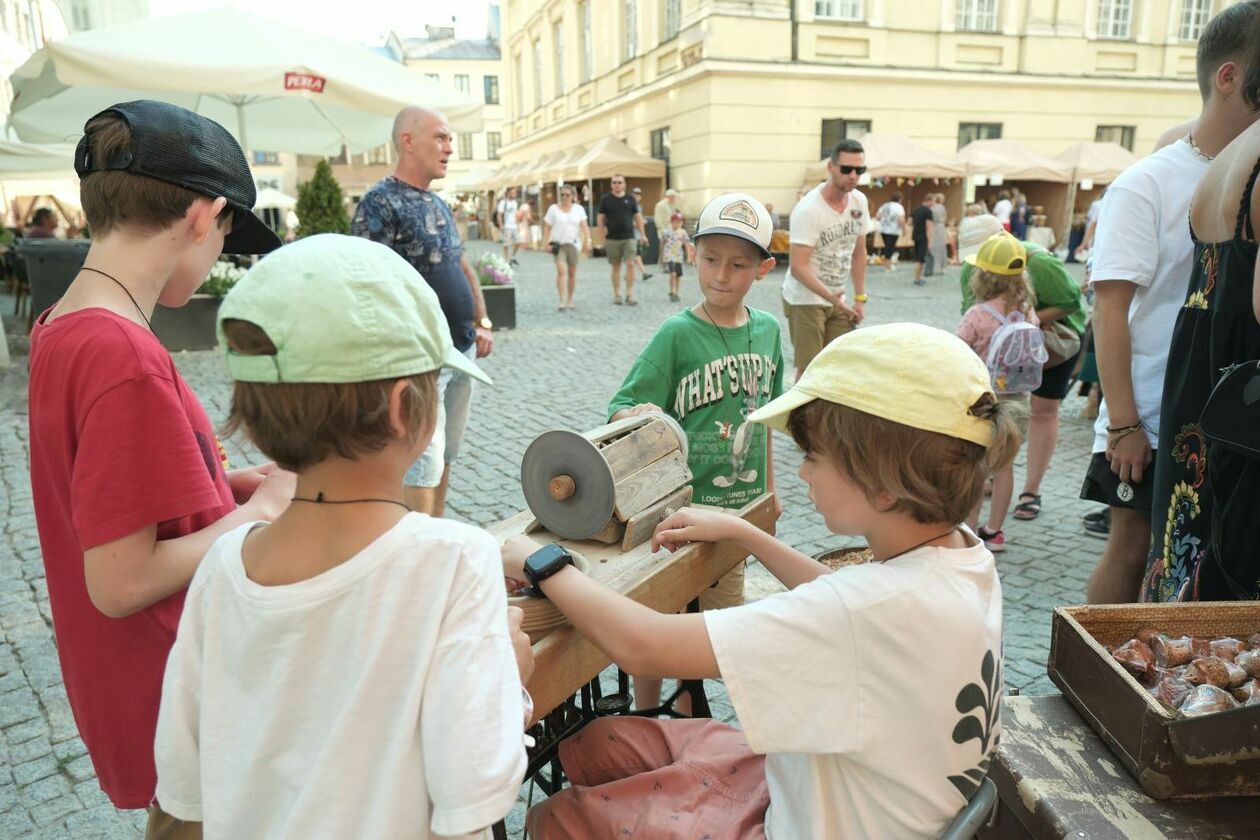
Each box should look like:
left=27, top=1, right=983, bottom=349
left=153, top=234, right=531, bottom=839
left=505, top=323, right=1023, bottom=839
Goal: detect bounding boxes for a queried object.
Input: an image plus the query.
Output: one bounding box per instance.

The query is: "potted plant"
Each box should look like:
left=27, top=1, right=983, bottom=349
left=150, top=259, right=246, bottom=352
left=474, top=251, right=516, bottom=330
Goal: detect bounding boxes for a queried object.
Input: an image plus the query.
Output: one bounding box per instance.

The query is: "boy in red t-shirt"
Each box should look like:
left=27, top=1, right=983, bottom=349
left=27, top=100, right=292, bottom=833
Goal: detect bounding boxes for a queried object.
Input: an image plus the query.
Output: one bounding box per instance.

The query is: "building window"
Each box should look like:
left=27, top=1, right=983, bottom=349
left=955, top=0, right=998, bottom=32
left=815, top=0, right=863, bottom=21
left=513, top=52, right=524, bottom=116
left=554, top=20, right=565, bottom=95
left=533, top=38, right=544, bottom=108
left=820, top=118, right=872, bottom=158
left=487, top=132, right=502, bottom=160
left=457, top=134, right=473, bottom=160
left=651, top=127, right=672, bottom=188
left=664, top=0, right=682, bottom=38
left=425, top=73, right=440, bottom=85
left=1178, top=0, right=1212, bottom=40
left=624, top=0, right=638, bottom=62
left=958, top=122, right=1002, bottom=149
left=484, top=75, right=500, bottom=104
left=1097, top=0, right=1133, bottom=39
left=70, top=0, right=91, bottom=29
left=1096, top=125, right=1136, bottom=151
left=454, top=74, right=470, bottom=94
left=366, top=144, right=390, bottom=165
left=580, top=1, right=594, bottom=82
left=252, top=151, right=280, bottom=165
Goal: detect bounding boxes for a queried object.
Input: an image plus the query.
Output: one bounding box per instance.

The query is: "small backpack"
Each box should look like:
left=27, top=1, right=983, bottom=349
left=981, top=303, right=1048, bottom=394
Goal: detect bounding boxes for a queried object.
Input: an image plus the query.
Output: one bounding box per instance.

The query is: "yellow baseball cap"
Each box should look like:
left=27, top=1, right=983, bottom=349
left=748, top=323, right=996, bottom=447
left=963, top=232, right=1026, bottom=276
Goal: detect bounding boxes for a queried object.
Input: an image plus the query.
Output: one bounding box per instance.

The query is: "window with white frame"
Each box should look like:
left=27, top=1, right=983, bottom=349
left=1097, top=0, right=1133, bottom=39
left=554, top=20, right=565, bottom=95
left=454, top=74, right=470, bottom=94
left=1178, top=0, right=1212, bottom=40
left=624, top=0, right=638, bottom=62
left=815, top=0, right=864, bottom=21
left=665, top=0, right=682, bottom=38
left=533, top=38, right=544, bottom=108
left=580, top=1, right=593, bottom=82
left=955, top=0, right=998, bottom=32
left=487, top=132, right=502, bottom=160
left=458, top=134, right=474, bottom=160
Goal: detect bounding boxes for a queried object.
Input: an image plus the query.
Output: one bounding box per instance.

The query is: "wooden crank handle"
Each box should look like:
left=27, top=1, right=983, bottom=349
left=548, top=474, right=577, bottom=501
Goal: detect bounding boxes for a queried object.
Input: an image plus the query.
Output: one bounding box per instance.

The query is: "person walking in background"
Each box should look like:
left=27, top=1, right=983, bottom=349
left=765, top=202, right=782, bottom=230
left=543, top=185, right=592, bottom=311
left=653, top=187, right=678, bottom=235
left=658, top=211, right=695, bottom=302
left=631, top=187, right=653, bottom=281
left=496, top=186, right=521, bottom=265
left=875, top=192, right=905, bottom=271
left=992, top=190, right=1013, bottom=230
left=911, top=194, right=934, bottom=286
left=783, top=138, right=870, bottom=378
left=929, top=193, right=948, bottom=276
left=517, top=198, right=536, bottom=250
left=1010, top=189, right=1030, bottom=241
left=24, top=207, right=58, bottom=239
left=598, top=173, right=648, bottom=306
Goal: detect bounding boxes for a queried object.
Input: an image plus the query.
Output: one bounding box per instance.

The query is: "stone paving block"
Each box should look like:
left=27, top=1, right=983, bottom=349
left=64, top=754, right=97, bottom=784
left=73, top=779, right=111, bottom=808
left=51, top=737, right=87, bottom=764
left=6, top=735, right=51, bottom=766
left=0, top=687, right=40, bottom=727
left=0, top=780, right=18, bottom=812
left=30, top=793, right=82, bottom=827
left=19, top=770, right=70, bottom=806
left=0, top=809, right=35, bottom=837
left=3, top=716, right=49, bottom=745
left=12, top=753, right=56, bottom=786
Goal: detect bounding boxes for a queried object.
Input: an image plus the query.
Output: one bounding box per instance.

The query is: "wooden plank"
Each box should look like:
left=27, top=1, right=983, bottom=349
left=583, top=414, right=652, bottom=446
left=621, top=485, right=692, bottom=552
left=612, top=450, right=691, bottom=522
left=600, top=418, right=680, bottom=482
left=588, top=517, right=624, bottom=545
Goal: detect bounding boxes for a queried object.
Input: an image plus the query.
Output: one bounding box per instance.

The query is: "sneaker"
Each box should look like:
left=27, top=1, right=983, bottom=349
left=1082, top=508, right=1108, bottom=524
left=1084, top=509, right=1110, bottom=539
left=643, top=273, right=653, bottom=280
left=510, top=259, right=519, bottom=266
left=977, top=527, right=1006, bottom=553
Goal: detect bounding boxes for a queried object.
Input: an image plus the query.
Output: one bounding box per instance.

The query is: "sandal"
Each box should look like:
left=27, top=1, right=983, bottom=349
left=613, top=296, right=623, bottom=305
left=1013, top=493, right=1042, bottom=521
left=627, top=298, right=639, bottom=306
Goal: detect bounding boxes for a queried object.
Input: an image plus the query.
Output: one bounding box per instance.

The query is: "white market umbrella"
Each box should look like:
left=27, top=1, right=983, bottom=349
left=7, top=9, right=482, bottom=156
left=254, top=186, right=297, bottom=210
left=0, top=139, right=76, bottom=178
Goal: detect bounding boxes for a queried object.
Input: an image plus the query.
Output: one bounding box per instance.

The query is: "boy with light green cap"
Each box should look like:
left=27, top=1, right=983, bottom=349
left=504, top=323, right=1023, bottom=839
left=154, top=234, right=531, bottom=839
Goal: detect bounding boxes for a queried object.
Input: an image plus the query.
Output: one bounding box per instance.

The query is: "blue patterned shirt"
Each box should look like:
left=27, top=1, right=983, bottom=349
left=352, top=176, right=474, bottom=351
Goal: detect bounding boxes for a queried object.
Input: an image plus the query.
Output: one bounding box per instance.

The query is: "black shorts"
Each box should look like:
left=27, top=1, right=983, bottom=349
left=1033, top=345, right=1084, bottom=400
left=667, top=261, right=684, bottom=276
left=1080, top=451, right=1154, bottom=513
left=881, top=237, right=899, bottom=260
left=913, top=237, right=928, bottom=262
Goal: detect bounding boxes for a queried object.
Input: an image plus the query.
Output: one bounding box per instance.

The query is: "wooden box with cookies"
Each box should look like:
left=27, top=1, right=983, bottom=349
left=1047, top=602, right=1260, bottom=800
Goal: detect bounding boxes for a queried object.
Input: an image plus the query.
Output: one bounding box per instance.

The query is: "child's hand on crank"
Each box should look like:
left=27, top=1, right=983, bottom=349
left=501, top=535, right=541, bottom=590
left=652, top=507, right=740, bottom=553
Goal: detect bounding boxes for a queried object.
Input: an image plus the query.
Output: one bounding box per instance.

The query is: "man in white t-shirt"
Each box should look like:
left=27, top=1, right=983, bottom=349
left=496, top=186, right=521, bottom=265
left=991, top=190, right=1012, bottom=227
left=875, top=192, right=906, bottom=270
left=783, top=137, right=870, bottom=378
left=1081, top=1, right=1260, bottom=604
left=542, top=185, right=592, bottom=310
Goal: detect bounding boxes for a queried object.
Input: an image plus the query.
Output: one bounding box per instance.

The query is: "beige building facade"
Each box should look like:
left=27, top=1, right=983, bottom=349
left=500, top=0, right=1217, bottom=215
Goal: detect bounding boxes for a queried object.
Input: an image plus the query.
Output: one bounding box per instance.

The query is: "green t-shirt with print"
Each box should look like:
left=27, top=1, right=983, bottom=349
left=960, top=241, right=1087, bottom=334
left=608, top=308, right=785, bottom=509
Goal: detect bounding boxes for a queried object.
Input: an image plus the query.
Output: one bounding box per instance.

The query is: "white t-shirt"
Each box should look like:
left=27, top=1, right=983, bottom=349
left=992, top=199, right=1013, bottom=223
left=783, top=184, right=870, bottom=306
left=154, top=514, right=527, bottom=840
left=497, top=198, right=519, bottom=230
left=544, top=203, right=587, bottom=246
left=1089, top=139, right=1208, bottom=453
left=706, top=540, right=1003, bottom=840
left=876, top=200, right=906, bottom=236
left=1086, top=199, right=1103, bottom=226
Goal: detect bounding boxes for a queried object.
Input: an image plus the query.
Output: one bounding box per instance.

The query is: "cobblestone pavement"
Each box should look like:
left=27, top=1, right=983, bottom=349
left=0, top=243, right=1099, bottom=836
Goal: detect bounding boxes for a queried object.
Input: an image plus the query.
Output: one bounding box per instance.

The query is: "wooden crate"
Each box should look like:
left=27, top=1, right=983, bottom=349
left=1047, top=602, right=1260, bottom=799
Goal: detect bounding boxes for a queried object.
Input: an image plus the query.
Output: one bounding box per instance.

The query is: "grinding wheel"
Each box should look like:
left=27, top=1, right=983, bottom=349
left=521, top=429, right=616, bottom=540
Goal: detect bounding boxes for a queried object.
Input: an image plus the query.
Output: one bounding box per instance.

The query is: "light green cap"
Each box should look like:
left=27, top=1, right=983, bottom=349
left=216, top=234, right=491, bottom=386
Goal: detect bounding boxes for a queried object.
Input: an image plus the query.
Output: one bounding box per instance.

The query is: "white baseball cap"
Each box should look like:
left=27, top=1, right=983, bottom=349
left=958, top=214, right=1005, bottom=260
left=694, top=192, right=773, bottom=258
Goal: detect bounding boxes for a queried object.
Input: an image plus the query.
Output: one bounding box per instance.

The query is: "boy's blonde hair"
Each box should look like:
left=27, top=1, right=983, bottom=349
left=970, top=268, right=1035, bottom=316
left=79, top=113, right=233, bottom=237
left=221, top=320, right=437, bottom=472
left=787, top=398, right=1024, bottom=524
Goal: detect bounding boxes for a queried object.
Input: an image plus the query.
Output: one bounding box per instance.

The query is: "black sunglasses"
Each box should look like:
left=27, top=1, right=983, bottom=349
left=837, top=165, right=866, bottom=175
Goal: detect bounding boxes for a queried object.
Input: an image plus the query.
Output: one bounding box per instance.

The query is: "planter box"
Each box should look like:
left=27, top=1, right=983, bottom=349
left=151, top=294, right=221, bottom=352
left=482, top=283, right=516, bottom=330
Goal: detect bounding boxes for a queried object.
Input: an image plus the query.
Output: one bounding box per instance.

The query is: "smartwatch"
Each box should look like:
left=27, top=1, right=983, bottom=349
left=521, top=543, right=575, bottom=598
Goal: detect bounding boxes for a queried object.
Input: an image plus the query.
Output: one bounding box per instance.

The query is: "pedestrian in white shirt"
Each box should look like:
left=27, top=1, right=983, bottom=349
left=496, top=187, right=521, bottom=264
left=154, top=235, right=531, bottom=840
left=505, top=323, right=1021, bottom=840
left=992, top=190, right=1013, bottom=228
left=543, top=186, right=592, bottom=310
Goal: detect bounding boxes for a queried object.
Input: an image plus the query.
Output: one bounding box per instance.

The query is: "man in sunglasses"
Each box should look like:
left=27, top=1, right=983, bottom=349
left=782, top=138, right=870, bottom=378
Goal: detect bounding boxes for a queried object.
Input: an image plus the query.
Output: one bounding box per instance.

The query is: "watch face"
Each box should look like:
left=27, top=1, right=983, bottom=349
left=526, top=543, right=571, bottom=575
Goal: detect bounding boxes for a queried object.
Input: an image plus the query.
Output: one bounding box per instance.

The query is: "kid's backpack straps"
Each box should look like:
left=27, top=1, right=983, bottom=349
left=980, top=304, right=1048, bottom=395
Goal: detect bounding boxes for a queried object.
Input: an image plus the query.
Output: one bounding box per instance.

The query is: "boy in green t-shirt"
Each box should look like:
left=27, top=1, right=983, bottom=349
left=608, top=193, right=785, bottom=712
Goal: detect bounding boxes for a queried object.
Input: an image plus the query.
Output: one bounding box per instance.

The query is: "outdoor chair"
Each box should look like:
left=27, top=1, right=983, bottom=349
left=938, top=776, right=997, bottom=840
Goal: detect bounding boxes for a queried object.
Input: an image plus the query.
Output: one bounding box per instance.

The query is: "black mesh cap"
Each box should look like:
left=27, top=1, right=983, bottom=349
left=74, top=100, right=281, bottom=255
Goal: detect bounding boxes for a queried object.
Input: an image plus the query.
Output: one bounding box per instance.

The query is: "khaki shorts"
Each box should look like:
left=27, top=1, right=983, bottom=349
left=605, top=238, right=636, bottom=265
left=783, top=301, right=857, bottom=372
left=145, top=806, right=202, bottom=840
left=555, top=243, right=580, bottom=267
left=698, top=561, right=746, bottom=611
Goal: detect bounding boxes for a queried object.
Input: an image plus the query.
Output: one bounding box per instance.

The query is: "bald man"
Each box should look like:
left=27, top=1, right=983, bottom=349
left=352, top=106, right=494, bottom=517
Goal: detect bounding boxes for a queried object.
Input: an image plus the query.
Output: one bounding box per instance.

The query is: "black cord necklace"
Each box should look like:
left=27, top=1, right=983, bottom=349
left=291, top=491, right=412, bottom=512
left=80, top=266, right=152, bottom=330
left=879, top=527, right=961, bottom=563
left=701, top=302, right=756, bottom=410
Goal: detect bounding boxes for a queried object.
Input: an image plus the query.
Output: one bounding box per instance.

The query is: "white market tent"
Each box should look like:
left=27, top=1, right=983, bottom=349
left=253, top=187, right=297, bottom=210
left=6, top=9, right=483, bottom=156
left=955, top=139, right=1075, bottom=243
